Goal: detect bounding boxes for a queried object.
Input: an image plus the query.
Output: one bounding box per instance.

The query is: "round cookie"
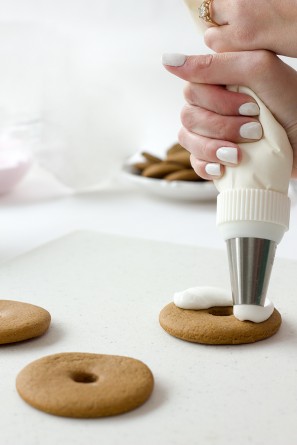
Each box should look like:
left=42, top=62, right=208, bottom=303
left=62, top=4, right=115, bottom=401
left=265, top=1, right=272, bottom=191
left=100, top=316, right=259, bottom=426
left=166, top=143, right=185, bottom=155
left=142, top=161, right=183, bottom=178
left=0, top=300, right=51, bottom=344
left=165, top=169, right=201, bottom=182
left=16, top=352, right=154, bottom=418
left=159, top=303, right=281, bottom=345
left=166, top=151, right=192, bottom=168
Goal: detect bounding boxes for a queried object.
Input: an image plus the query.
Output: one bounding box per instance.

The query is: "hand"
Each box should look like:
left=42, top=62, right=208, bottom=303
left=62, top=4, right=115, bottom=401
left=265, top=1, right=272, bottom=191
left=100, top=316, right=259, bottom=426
left=162, top=51, right=297, bottom=179
left=204, top=0, right=297, bottom=57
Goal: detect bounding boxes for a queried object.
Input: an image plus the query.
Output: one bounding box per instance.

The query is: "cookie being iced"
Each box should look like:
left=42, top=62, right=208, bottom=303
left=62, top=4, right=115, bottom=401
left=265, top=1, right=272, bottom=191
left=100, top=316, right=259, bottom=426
left=174, top=286, right=275, bottom=323
left=159, top=287, right=281, bottom=345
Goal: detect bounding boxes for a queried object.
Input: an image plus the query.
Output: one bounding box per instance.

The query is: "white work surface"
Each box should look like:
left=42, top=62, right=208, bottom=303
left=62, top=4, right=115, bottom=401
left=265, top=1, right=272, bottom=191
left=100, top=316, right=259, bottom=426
left=0, top=230, right=296, bottom=445
left=1, top=165, right=297, bottom=265
left=0, top=1, right=296, bottom=442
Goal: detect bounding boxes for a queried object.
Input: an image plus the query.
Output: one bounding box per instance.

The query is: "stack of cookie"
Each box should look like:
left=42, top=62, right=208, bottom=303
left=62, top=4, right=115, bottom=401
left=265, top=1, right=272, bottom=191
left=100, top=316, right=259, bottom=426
left=133, top=144, right=205, bottom=182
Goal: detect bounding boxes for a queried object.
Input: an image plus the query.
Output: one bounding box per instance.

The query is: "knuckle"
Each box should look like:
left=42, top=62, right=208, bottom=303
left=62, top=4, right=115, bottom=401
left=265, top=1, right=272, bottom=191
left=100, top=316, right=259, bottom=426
left=198, top=53, right=214, bottom=68
left=190, top=154, right=196, bottom=167
left=204, top=139, right=215, bottom=158
left=204, top=30, right=221, bottom=52
left=203, top=112, right=229, bottom=139
left=248, top=50, right=275, bottom=79
left=256, top=50, right=275, bottom=67
left=183, top=83, right=194, bottom=103
left=195, top=162, right=208, bottom=179
left=214, top=91, right=234, bottom=115
left=191, top=54, right=214, bottom=78
left=214, top=117, right=230, bottom=140
left=180, top=105, right=195, bottom=129
left=177, top=127, right=187, bottom=148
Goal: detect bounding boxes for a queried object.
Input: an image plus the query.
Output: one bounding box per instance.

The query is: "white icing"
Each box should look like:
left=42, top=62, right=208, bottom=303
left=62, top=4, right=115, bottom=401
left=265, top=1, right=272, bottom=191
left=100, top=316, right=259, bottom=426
left=233, top=302, right=274, bottom=323
left=174, top=286, right=232, bottom=309
left=173, top=286, right=274, bottom=323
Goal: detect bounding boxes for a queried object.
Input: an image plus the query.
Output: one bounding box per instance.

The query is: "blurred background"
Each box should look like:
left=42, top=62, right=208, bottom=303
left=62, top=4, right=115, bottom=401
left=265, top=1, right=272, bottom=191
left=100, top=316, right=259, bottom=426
left=0, top=0, right=209, bottom=189
left=0, top=0, right=296, bottom=262
left=1, top=0, right=296, bottom=188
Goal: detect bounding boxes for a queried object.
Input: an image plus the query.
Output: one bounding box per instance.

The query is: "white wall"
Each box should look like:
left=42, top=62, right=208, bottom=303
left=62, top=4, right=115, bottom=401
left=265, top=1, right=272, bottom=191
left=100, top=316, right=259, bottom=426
left=0, top=1, right=208, bottom=187
left=0, top=1, right=294, bottom=188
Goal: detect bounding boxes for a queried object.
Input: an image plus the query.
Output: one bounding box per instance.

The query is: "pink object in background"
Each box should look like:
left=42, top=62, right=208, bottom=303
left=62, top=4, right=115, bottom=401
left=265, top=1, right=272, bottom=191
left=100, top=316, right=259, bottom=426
left=0, top=136, right=32, bottom=194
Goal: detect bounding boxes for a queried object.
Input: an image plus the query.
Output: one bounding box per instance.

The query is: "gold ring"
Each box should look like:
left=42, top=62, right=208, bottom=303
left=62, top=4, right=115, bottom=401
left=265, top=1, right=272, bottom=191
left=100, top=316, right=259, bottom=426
left=198, top=0, right=219, bottom=26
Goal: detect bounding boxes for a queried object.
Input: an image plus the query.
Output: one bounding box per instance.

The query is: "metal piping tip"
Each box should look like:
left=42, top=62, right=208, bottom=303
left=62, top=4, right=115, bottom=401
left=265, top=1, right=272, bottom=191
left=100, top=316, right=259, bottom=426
left=226, top=238, right=277, bottom=306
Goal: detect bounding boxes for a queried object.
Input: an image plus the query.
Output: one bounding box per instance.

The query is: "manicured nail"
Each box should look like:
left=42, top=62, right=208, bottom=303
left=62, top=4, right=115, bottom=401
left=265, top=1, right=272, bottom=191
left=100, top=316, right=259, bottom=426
left=162, top=53, right=187, bottom=67
left=205, top=163, right=221, bottom=176
left=239, top=102, right=260, bottom=116
left=240, top=122, right=262, bottom=139
left=216, top=147, right=238, bottom=164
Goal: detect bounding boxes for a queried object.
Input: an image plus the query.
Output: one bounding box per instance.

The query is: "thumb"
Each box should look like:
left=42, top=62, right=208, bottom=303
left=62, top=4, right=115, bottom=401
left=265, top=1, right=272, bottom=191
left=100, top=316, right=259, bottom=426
left=162, top=51, right=272, bottom=87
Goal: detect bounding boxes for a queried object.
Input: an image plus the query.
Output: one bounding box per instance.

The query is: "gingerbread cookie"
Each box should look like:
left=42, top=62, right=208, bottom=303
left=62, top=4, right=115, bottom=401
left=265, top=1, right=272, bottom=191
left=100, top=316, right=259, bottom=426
left=166, top=151, right=192, bottom=168
left=166, top=143, right=184, bottom=155
left=0, top=300, right=51, bottom=344
left=132, top=144, right=206, bottom=182
left=16, top=352, right=154, bottom=418
left=159, top=303, right=281, bottom=345
left=142, top=161, right=184, bottom=178
left=165, top=169, right=201, bottom=181
left=141, top=152, right=162, bottom=163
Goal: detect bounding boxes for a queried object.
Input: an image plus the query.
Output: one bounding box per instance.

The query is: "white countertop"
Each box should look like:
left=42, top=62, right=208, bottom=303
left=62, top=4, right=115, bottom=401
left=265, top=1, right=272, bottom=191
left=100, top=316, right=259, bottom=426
left=1, top=231, right=297, bottom=445
left=1, top=164, right=297, bottom=265
left=0, top=2, right=297, bottom=444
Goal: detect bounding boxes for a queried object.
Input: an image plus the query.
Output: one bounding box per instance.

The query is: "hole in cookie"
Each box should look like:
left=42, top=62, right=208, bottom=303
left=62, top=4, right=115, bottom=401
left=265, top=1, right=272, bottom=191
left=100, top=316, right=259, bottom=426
left=208, top=306, right=233, bottom=317
left=71, top=372, right=98, bottom=384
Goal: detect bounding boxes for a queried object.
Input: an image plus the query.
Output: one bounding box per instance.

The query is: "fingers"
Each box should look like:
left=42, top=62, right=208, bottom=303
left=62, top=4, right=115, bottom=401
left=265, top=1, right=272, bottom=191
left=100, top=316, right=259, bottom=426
left=183, top=83, right=260, bottom=117
left=179, top=94, right=262, bottom=181
left=209, top=0, right=229, bottom=26
left=179, top=127, right=238, bottom=162
left=179, top=127, right=240, bottom=180
left=162, top=51, right=267, bottom=182
left=190, top=154, right=224, bottom=180
left=162, top=50, right=275, bottom=88
left=204, top=0, right=256, bottom=52
left=181, top=104, right=262, bottom=143
left=163, top=50, right=297, bottom=138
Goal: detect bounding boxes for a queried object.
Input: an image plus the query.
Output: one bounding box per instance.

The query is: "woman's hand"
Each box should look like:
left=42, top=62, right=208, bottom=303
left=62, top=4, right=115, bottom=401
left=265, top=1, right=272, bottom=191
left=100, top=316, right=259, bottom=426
left=204, top=0, right=297, bottom=57
left=162, top=51, right=297, bottom=179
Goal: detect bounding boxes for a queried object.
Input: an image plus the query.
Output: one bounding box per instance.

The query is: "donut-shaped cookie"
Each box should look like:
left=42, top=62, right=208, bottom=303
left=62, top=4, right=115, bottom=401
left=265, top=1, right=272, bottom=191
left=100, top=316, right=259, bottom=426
left=0, top=300, right=51, bottom=344
left=16, top=353, right=154, bottom=418
left=159, top=303, right=281, bottom=345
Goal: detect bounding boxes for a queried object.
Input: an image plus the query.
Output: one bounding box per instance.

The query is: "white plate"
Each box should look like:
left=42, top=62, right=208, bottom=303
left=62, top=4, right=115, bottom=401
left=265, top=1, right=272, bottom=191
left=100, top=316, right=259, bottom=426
left=122, top=162, right=218, bottom=202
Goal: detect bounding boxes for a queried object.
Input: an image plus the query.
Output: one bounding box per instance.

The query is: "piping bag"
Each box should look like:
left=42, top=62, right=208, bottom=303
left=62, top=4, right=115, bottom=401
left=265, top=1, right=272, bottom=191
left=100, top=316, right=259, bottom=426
left=183, top=0, right=293, bottom=321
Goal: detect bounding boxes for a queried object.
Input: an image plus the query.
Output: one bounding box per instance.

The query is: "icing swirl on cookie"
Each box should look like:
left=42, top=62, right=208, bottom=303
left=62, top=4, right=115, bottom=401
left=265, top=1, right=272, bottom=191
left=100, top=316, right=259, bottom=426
left=173, top=286, right=274, bottom=323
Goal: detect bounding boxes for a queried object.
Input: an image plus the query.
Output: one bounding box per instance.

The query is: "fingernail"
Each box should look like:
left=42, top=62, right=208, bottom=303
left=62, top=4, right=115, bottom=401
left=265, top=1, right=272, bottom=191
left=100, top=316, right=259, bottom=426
left=205, top=163, right=221, bottom=176
left=216, top=147, right=238, bottom=164
left=240, top=122, right=262, bottom=139
left=162, top=53, right=187, bottom=67
left=239, top=102, right=260, bottom=116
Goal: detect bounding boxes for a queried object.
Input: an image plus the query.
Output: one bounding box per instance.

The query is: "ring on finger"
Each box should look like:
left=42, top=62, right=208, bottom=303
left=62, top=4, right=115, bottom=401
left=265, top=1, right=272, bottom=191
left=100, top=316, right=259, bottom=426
left=198, top=0, right=220, bottom=26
